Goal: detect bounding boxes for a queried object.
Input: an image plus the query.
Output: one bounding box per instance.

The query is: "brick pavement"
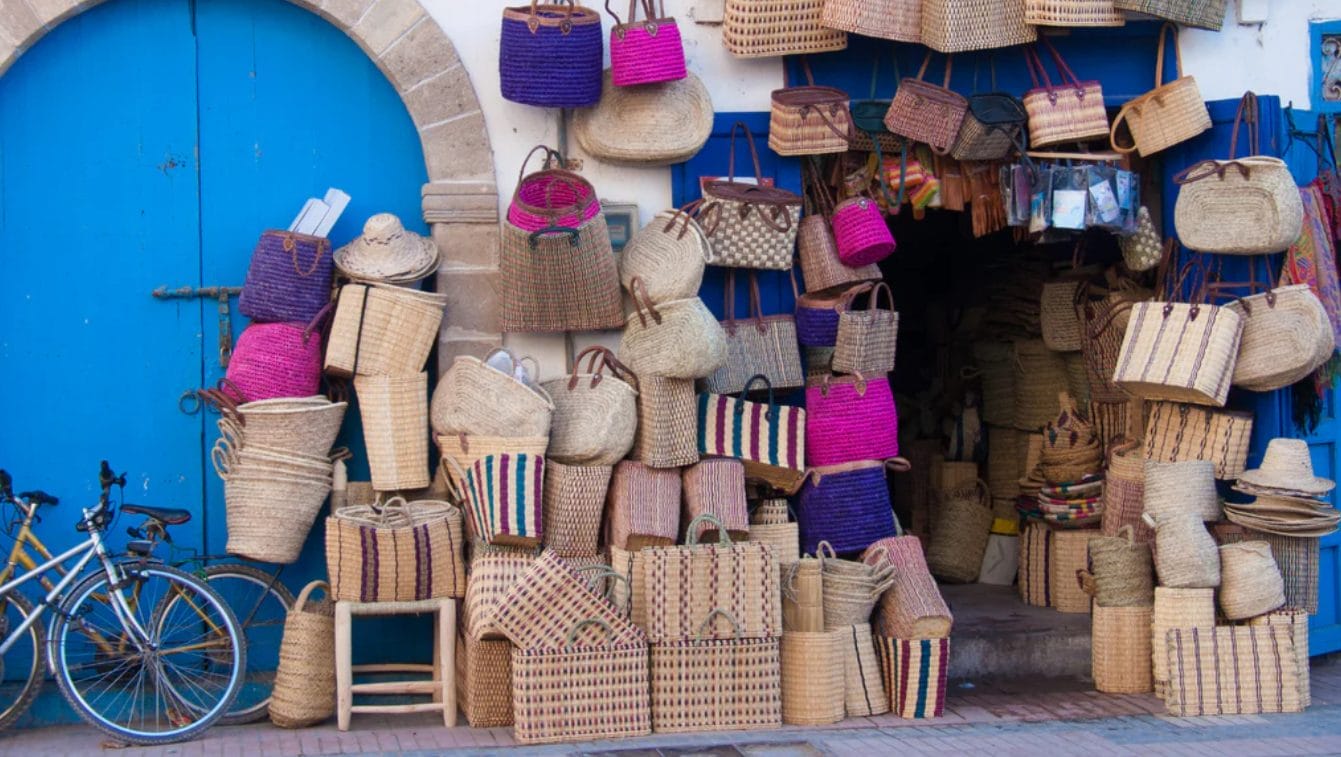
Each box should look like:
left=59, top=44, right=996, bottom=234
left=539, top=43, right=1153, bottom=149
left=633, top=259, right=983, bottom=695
left=7, top=659, right=1341, bottom=756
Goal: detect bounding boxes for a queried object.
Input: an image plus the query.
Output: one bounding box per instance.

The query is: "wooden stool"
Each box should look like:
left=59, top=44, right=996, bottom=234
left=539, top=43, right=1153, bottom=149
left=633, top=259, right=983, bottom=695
left=334, top=598, right=458, bottom=730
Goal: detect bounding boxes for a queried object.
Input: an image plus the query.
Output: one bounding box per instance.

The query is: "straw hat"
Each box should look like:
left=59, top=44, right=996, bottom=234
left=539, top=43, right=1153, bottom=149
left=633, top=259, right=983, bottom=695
left=335, top=213, right=439, bottom=284
left=1237, top=438, right=1336, bottom=496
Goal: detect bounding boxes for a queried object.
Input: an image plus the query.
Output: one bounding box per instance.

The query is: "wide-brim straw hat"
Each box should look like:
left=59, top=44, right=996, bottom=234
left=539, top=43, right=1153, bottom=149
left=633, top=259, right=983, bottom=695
left=1238, top=438, right=1336, bottom=496
left=335, top=213, right=439, bottom=284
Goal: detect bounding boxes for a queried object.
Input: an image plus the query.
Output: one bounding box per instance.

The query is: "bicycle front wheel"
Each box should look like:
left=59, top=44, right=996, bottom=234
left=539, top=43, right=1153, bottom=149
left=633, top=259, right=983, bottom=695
left=52, top=563, right=245, bottom=745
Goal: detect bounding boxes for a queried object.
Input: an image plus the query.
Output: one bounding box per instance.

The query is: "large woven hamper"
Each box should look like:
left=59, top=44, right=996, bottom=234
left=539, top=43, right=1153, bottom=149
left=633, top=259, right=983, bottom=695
left=1151, top=586, right=1214, bottom=696
left=1164, top=625, right=1302, bottom=716
left=780, top=630, right=845, bottom=725
left=1092, top=605, right=1153, bottom=694
left=649, top=613, right=783, bottom=733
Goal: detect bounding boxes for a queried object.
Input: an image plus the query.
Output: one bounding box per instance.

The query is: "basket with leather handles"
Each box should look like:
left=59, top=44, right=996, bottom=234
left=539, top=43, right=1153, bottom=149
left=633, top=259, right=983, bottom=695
left=606, top=0, right=686, bottom=86
left=1109, top=23, right=1211, bottom=157
left=950, top=58, right=1027, bottom=161
left=798, top=160, right=882, bottom=295
left=1022, top=38, right=1110, bottom=148
left=696, top=122, right=803, bottom=270
left=700, top=270, right=805, bottom=395
left=769, top=58, right=854, bottom=157
left=883, top=51, right=968, bottom=156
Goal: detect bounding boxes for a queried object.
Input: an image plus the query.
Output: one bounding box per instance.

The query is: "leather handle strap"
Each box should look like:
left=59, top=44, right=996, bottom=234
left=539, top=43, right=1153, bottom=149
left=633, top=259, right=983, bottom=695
left=726, top=120, right=765, bottom=183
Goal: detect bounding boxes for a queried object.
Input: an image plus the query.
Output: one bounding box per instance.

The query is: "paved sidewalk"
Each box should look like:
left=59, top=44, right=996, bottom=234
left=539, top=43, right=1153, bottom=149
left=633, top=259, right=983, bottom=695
left=8, top=659, right=1341, bottom=756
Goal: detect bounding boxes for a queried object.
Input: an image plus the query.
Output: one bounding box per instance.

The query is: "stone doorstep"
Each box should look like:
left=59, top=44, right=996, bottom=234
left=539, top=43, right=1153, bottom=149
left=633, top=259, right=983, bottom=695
left=942, top=583, right=1094, bottom=683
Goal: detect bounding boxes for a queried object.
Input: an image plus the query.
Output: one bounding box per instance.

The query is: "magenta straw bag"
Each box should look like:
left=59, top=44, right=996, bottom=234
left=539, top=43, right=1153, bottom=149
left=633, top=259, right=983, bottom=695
left=507, top=145, right=602, bottom=233
left=608, top=0, right=686, bottom=87
left=805, top=373, right=899, bottom=466
left=832, top=196, right=895, bottom=266
left=226, top=309, right=328, bottom=402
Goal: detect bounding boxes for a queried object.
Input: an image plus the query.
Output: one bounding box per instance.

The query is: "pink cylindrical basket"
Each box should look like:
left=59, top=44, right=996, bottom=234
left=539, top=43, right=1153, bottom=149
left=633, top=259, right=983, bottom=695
left=805, top=374, right=899, bottom=466
left=609, top=1, right=686, bottom=87
left=831, top=197, right=895, bottom=267
left=226, top=321, right=323, bottom=402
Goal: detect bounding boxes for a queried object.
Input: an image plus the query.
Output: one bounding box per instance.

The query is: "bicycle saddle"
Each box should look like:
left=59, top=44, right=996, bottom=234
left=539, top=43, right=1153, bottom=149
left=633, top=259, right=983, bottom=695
left=19, top=490, right=58, bottom=507
left=121, top=504, right=191, bottom=525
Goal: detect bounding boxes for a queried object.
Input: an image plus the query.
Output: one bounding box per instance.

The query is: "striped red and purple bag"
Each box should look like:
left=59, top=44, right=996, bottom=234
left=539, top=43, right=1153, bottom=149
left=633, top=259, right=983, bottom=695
left=460, top=453, right=545, bottom=549
left=697, top=374, right=806, bottom=494
left=876, top=636, right=950, bottom=719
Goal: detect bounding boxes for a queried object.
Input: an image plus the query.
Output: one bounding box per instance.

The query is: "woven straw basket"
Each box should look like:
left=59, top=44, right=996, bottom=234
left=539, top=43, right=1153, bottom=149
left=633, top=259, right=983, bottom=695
left=1143, top=400, right=1253, bottom=480
left=1164, top=626, right=1302, bottom=716
left=573, top=71, right=713, bottom=167
left=325, top=284, right=445, bottom=377
left=355, top=373, right=430, bottom=491
left=455, top=632, right=514, bottom=727
left=630, top=376, right=699, bottom=468
left=819, top=0, right=919, bottom=42
left=1110, top=23, right=1211, bottom=156
left=974, top=341, right=1017, bottom=427
left=541, top=462, right=612, bottom=558
left=926, top=480, right=993, bottom=584
left=430, top=350, right=554, bottom=439
left=1145, top=512, right=1221, bottom=589
left=782, top=558, right=824, bottom=632
left=1092, top=605, right=1153, bottom=694
left=1025, top=0, right=1125, bottom=25
left=920, top=0, right=1036, bottom=54
left=1086, top=525, right=1153, bottom=608
left=723, top=0, right=847, bottom=58
left=869, top=536, right=953, bottom=639
left=1144, top=459, right=1220, bottom=522
left=1113, top=301, right=1243, bottom=407
left=619, top=210, right=709, bottom=304
left=218, top=450, right=333, bottom=565
left=780, top=630, right=845, bottom=725
left=1013, top=340, right=1070, bottom=432
left=226, top=397, right=347, bottom=458
left=1249, top=609, right=1311, bottom=706
left=1218, top=541, right=1286, bottom=620
left=1217, top=527, right=1318, bottom=613
left=1040, top=280, right=1085, bottom=352
left=649, top=610, right=783, bottom=733
left=1101, top=442, right=1150, bottom=541
left=1050, top=529, right=1098, bottom=614
left=541, top=346, right=639, bottom=467
left=840, top=623, right=890, bottom=717
left=1112, top=0, right=1226, bottom=31
left=1224, top=284, right=1334, bottom=392
left=325, top=497, right=466, bottom=602
left=1150, top=586, right=1214, bottom=692
left=269, top=581, right=335, bottom=728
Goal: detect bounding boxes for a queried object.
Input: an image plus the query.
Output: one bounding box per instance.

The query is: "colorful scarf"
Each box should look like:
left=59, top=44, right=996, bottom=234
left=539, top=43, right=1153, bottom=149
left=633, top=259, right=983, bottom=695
left=1281, top=185, right=1341, bottom=421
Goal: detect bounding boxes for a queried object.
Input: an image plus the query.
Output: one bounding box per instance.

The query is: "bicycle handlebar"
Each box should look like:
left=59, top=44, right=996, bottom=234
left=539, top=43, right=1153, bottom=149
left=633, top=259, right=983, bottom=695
left=99, top=460, right=126, bottom=493
left=0, top=469, right=11, bottom=500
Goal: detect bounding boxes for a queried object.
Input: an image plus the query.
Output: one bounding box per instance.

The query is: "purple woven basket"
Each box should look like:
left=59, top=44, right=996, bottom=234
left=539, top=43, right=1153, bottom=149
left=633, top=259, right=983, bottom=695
left=796, top=303, right=841, bottom=347
left=238, top=231, right=333, bottom=324
left=797, top=461, right=899, bottom=556
left=500, top=3, right=603, bottom=109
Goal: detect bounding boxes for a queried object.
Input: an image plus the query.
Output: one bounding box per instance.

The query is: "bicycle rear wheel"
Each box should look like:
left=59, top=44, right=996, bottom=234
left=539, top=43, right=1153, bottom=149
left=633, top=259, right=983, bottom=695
left=192, top=564, right=292, bottom=725
left=51, top=563, right=244, bottom=745
left=0, top=592, right=45, bottom=731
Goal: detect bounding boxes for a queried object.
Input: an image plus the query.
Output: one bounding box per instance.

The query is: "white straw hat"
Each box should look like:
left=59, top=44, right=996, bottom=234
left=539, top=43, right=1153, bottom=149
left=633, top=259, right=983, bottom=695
left=335, top=213, right=438, bottom=284
left=1237, top=438, right=1336, bottom=496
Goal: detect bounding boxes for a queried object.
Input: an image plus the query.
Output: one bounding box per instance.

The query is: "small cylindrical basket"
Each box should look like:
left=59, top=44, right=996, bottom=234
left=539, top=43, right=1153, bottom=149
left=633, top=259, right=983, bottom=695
left=499, top=2, right=603, bottom=108
left=630, top=376, right=700, bottom=468
left=269, top=581, right=336, bottom=728
left=1085, top=525, right=1153, bottom=608
left=831, top=197, right=895, bottom=267
left=780, top=630, right=845, bottom=725
left=608, top=0, right=686, bottom=87
left=325, top=497, right=466, bottom=603
left=355, top=372, right=431, bottom=491
left=1092, top=604, right=1153, bottom=694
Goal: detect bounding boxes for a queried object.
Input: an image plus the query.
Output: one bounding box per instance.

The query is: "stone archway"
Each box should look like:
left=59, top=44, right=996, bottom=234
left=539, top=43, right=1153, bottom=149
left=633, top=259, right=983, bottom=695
left=0, top=0, right=501, bottom=372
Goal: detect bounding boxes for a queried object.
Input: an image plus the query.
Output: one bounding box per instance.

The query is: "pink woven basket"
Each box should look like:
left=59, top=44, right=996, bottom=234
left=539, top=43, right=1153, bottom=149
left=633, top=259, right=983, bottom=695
left=226, top=320, right=324, bottom=402
left=609, top=0, right=686, bottom=87
left=805, top=374, right=899, bottom=466
left=507, top=146, right=602, bottom=233
left=832, top=197, right=895, bottom=266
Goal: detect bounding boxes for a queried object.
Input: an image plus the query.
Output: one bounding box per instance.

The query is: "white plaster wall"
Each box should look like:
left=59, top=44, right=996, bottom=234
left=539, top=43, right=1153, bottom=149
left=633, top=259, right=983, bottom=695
left=415, top=0, right=1341, bottom=381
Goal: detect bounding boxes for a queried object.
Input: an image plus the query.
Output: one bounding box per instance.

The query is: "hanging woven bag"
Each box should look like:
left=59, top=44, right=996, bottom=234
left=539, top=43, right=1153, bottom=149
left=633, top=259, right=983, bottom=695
left=619, top=277, right=728, bottom=380
left=768, top=58, right=853, bottom=157
left=572, top=70, right=713, bottom=167
left=431, top=348, right=555, bottom=439
left=925, top=479, right=993, bottom=584
left=499, top=1, right=603, bottom=108
left=507, top=145, right=601, bottom=232
left=618, top=208, right=709, bottom=303
left=1109, top=23, right=1211, bottom=157
left=796, top=282, right=871, bottom=348
left=883, top=51, right=968, bottom=157
left=722, top=0, right=847, bottom=58
left=700, top=270, right=805, bottom=395
left=1024, top=0, right=1124, bottom=26
left=226, top=317, right=325, bottom=403
left=1173, top=92, right=1304, bottom=254
left=805, top=373, right=899, bottom=466
left=698, top=122, right=803, bottom=270
left=951, top=82, right=1027, bottom=162
left=500, top=215, right=624, bottom=333
left=799, top=166, right=882, bottom=294
left=919, top=0, right=1036, bottom=54
left=796, top=461, right=901, bottom=556
left=1022, top=38, right=1110, bottom=148
left=820, top=0, right=919, bottom=42
left=269, top=581, right=335, bottom=728
left=541, top=346, right=639, bottom=466
left=239, top=230, right=333, bottom=325
left=1214, top=267, right=1335, bottom=392
left=1111, top=0, right=1226, bottom=31
left=698, top=374, right=808, bottom=494
left=831, top=194, right=895, bottom=267
left=832, top=282, right=899, bottom=376
left=607, top=0, right=685, bottom=86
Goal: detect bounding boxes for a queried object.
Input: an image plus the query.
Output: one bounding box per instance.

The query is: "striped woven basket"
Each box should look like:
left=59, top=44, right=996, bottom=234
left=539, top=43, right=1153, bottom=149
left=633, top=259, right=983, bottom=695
left=722, top=0, right=847, bottom=58
left=1150, top=586, right=1214, bottom=695
left=1248, top=609, right=1311, bottom=706
left=1024, top=0, right=1125, bottom=26
left=650, top=610, right=783, bottom=732
left=1164, top=626, right=1302, bottom=716
left=325, top=498, right=466, bottom=603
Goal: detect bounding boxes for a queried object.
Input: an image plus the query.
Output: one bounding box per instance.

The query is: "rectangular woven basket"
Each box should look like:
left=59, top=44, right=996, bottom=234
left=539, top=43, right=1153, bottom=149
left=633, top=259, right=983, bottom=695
left=1164, top=625, right=1303, bottom=716
left=650, top=633, right=783, bottom=732
left=325, top=501, right=466, bottom=602
left=722, top=0, right=848, bottom=58
left=876, top=636, right=950, bottom=718
left=920, top=0, right=1036, bottom=53
left=511, top=640, right=652, bottom=744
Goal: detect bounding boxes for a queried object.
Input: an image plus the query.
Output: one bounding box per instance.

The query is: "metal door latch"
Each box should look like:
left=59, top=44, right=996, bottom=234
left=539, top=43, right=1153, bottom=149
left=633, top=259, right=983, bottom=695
left=151, top=286, right=243, bottom=367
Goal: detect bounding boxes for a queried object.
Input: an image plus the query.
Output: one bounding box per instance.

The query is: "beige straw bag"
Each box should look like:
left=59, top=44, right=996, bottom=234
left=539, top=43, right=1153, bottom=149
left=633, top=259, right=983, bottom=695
left=839, top=623, right=890, bottom=717
left=1223, top=282, right=1335, bottom=392
left=818, top=542, right=896, bottom=628
left=1143, top=459, right=1220, bottom=522
left=749, top=500, right=800, bottom=563
left=269, top=581, right=335, bottom=728
left=1110, top=23, right=1211, bottom=157
left=1164, top=625, right=1303, bottom=716
left=325, top=283, right=445, bottom=377
left=1249, top=609, right=1311, bottom=706
left=782, top=557, right=824, bottom=632
left=1025, top=0, right=1124, bottom=25
left=619, top=278, right=728, bottom=380
left=430, top=349, right=554, bottom=438
left=926, top=479, right=993, bottom=583
left=869, top=536, right=953, bottom=639
left=820, top=0, right=919, bottom=42
left=780, top=630, right=845, bottom=725
left=920, top=0, right=1036, bottom=54
left=542, top=346, right=639, bottom=466
left=619, top=209, right=710, bottom=304
left=214, top=440, right=333, bottom=564
left=1144, top=512, right=1220, bottom=589
left=325, top=497, right=466, bottom=602
left=1050, top=529, right=1098, bottom=614
left=1151, top=586, right=1214, bottom=696
left=1039, top=279, right=1085, bottom=352
left=723, top=0, right=847, bottom=58
left=768, top=59, right=854, bottom=157
left=572, top=70, right=713, bottom=167
left=1218, top=541, right=1286, bottom=620
left=630, top=376, right=699, bottom=468
left=1083, top=525, right=1153, bottom=608
left=1092, top=605, right=1153, bottom=695
left=355, top=372, right=430, bottom=491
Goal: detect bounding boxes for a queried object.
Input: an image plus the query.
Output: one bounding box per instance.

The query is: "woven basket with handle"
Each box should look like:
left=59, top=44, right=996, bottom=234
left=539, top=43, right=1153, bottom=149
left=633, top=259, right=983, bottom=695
left=1110, top=23, right=1211, bottom=157
left=269, top=581, right=335, bottom=728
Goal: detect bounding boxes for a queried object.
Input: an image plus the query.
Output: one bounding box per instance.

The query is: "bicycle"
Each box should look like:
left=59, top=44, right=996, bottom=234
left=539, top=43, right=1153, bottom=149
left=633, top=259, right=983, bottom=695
left=0, top=461, right=245, bottom=745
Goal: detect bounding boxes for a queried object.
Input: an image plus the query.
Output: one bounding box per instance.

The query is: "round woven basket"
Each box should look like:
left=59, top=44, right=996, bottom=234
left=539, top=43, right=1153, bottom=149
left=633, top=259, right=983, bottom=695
left=1145, top=512, right=1221, bottom=589
left=1144, top=459, right=1220, bottom=522
left=1012, top=340, right=1070, bottom=432
left=1092, top=605, right=1153, bottom=695
left=782, top=558, right=825, bottom=633
left=926, top=480, right=993, bottom=583
left=220, top=453, right=333, bottom=565
left=1151, top=586, right=1215, bottom=691
left=619, top=210, right=709, bottom=303
left=973, top=341, right=1016, bottom=427
left=269, top=581, right=335, bottom=728
left=1219, top=541, right=1286, bottom=620
left=1087, top=525, right=1154, bottom=607
left=750, top=522, right=800, bottom=564
left=231, top=398, right=348, bottom=457
left=355, top=372, right=431, bottom=491
left=430, top=350, right=554, bottom=439
left=781, top=630, right=846, bottom=725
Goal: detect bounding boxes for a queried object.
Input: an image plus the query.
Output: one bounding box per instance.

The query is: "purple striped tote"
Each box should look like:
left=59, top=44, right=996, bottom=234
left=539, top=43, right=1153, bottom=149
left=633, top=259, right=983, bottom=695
left=697, top=375, right=807, bottom=494
left=458, top=453, right=545, bottom=549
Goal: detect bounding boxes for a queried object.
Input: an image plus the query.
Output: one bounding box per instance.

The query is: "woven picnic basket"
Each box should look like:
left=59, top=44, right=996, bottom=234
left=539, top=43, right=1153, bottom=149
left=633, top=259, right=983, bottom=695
left=780, top=630, right=845, bottom=725
left=839, top=623, right=890, bottom=717
left=619, top=209, right=709, bottom=304
left=269, top=581, right=336, bottom=728
left=355, top=373, right=431, bottom=491
left=884, top=53, right=968, bottom=157
left=500, top=214, right=624, bottom=333
left=1110, top=23, right=1211, bottom=157
left=325, top=497, right=466, bottom=603
left=1024, top=0, right=1124, bottom=26
left=325, top=284, right=445, bottom=377
left=649, top=609, right=783, bottom=733
left=630, top=376, right=699, bottom=468
left=1218, top=541, right=1286, bottom=620
left=920, top=0, right=1036, bottom=54
left=722, top=0, right=847, bottom=58
left=1151, top=586, right=1215, bottom=695
left=1142, top=400, right=1253, bottom=479
left=541, top=461, right=612, bottom=558
left=1111, top=0, right=1226, bottom=31
left=769, top=59, right=853, bottom=156
left=867, top=536, right=952, bottom=639
left=1091, top=605, right=1153, bottom=694
left=541, top=346, right=639, bottom=466
left=820, top=0, right=919, bottom=41
left=431, top=349, right=555, bottom=439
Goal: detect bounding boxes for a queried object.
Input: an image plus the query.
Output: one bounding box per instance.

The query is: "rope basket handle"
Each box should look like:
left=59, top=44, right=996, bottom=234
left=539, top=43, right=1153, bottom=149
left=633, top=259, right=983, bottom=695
left=293, top=580, right=331, bottom=612
left=862, top=543, right=890, bottom=567
left=567, top=345, right=638, bottom=391
left=1116, top=523, right=1136, bottom=546
left=210, top=439, right=236, bottom=480
left=685, top=513, right=731, bottom=546
left=816, top=540, right=838, bottom=565
left=565, top=617, right=614, bottom=648
left=861, top=282, right=896, bottom=313
left=1076, top=568, right=1097, bottom=597
left=661, top=200, right=707, bottom=245
left=696, top=608, right=743, bottom=640
left=1112, top=23, right=1185, bottom=154
left=573, top=564, right=631, bottom=604
left=913, top=49, right=953, bottom=89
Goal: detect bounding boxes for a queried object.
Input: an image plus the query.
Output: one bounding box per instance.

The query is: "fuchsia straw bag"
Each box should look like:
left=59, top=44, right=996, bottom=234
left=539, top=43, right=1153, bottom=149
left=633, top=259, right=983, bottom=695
left=831, top=195, right=895, bottom=266
left=507, top=145, right=602, bottom=233
left=226, top=307, right=329, bottom=402
left=805, top=373, right=899, bottom=466
left=608, top=0, right=686, bottom=87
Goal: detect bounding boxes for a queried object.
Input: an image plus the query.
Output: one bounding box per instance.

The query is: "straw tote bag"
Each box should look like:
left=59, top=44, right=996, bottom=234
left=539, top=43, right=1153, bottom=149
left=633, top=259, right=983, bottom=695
left=449, top=453, right=545, bottom=549
left=431, top=349, right=555, bottom=439
left=619, top=277, right=728, bottom=380
left=951, top=85, right=1027, bottom=162
left=227, top=319, right=324, bottom=403
left=799, top=162, right=882, bottom=294
left=883, top=53, right=968, bottom=157
left=1112, top=0, right=1226, bottom=32
left=607, top=0, right=685, bottom=86
left=508, top=145, right=600, bottom=232
left=721, top=0, right=847, bottom=58
left=833, top=282, right=899, bottom=376
left=1143, top=400, right=1253, bottom=480
left=1214, top=268, right=1335, bottom=392
left=820, top=0, right=919, bottom=42
left=499, top=1, right=603, bottom=108
left=682, top=458, right=749, bottom=540
left=805, top=373, right=899, bottom=466
left=239, top=230, right=333, bottom=325
left=269, top=581, right=335, bottom=728
left=701, top=271, right=805, bottom=395
left=325, top=497, right=466, bottom=603
left=768, top=59, right=853, bottom=157
left=1024, top=0, right=1124, bottom=26
left=919, top=0, right=1036, bottom=54
left=500, top=214, right=624, bottom=333
left=1022, top=39, right=1110, bottom=148
left=698, top=123, right=803, bottom=270
left=542, top=346, right=639, bottom=466
left=698, top=375, right=808, bottom=494
left=572, top=70, right=713, bottom=167
left=1110, top=24, right=1211, bottom=157
left=1174, top=92, right=1305, bottom=255
left=325, top=283, right=446, bottom=378
left=797, top=281, right=872, bottom=347
left=618, top=209, right=709, bottom=303
left=1164, top=625, right=1302, bottom=717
